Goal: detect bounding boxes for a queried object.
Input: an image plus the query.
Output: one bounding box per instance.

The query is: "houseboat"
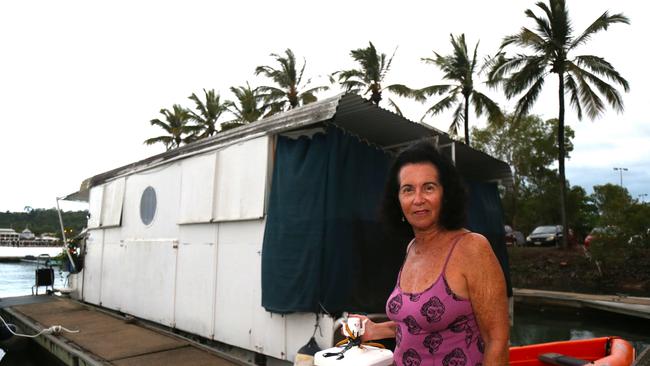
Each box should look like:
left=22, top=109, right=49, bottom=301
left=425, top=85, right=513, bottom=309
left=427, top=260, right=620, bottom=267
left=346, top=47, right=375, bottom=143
left=61, top=93, right=513, bottom=364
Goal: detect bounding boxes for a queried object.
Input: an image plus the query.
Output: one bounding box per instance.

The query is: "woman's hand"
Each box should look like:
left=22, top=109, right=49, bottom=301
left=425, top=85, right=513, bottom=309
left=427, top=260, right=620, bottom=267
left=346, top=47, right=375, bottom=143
left=346, top=314, right=396, bottom=342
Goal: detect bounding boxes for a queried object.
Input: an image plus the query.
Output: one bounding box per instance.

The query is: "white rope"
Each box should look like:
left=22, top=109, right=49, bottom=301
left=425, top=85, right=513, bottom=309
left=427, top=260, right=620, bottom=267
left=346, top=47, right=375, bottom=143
left=0, top=313, right=79, bottom=338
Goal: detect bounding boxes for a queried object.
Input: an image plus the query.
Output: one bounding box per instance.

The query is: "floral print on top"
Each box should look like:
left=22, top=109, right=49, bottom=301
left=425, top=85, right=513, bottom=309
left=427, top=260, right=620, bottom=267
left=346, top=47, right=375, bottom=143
left=386, top=233, right=485, bottom=366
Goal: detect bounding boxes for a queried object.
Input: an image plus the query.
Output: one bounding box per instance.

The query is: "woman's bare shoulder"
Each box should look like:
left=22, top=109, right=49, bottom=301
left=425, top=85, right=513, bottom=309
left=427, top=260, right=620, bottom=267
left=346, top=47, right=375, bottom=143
left=455, top=231, right=493, bottom=257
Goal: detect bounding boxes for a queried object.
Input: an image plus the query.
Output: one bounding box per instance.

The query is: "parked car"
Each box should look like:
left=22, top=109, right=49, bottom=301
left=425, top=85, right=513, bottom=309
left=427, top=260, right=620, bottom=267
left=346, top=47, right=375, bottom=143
left=584, top=226, right=620, bottom=248
left=505, top=225, right=525, bottom=246
left=526, top=225, right=563, bottom=246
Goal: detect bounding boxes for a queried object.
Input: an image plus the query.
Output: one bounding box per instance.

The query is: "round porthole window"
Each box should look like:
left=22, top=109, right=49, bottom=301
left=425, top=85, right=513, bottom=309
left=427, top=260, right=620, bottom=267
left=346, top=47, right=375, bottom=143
left=140, top=186, right=157, bottom=225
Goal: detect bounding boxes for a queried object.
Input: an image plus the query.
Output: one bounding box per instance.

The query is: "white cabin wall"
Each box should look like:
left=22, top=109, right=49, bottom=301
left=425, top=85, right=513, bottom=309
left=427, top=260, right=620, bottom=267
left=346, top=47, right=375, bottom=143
left=213, top=220, right=262, bottom=351
left=175, top=224, right=219, bottom=338
left=77, top=136, right=336, bottom=362
left=81, top=228, right=103, bottom=304
left=120, top=162, right=181, bottom=239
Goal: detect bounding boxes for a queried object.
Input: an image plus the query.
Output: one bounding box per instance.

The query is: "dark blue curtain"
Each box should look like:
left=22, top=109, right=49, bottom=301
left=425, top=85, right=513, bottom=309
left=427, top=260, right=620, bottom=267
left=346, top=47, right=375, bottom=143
left=466, top=181, right=513, bottom=296
left=261, top=127, right=397, bottom=314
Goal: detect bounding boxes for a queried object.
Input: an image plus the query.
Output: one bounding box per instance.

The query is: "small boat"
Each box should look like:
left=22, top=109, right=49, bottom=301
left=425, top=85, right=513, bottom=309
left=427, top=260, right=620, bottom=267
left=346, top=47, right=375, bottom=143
left=509, top=337, right=635, bottom=366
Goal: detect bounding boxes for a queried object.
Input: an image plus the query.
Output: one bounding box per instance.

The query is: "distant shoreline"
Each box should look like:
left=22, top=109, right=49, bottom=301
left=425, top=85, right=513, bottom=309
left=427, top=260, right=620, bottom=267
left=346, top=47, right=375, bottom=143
left=0, top=246, right=63, bottom=260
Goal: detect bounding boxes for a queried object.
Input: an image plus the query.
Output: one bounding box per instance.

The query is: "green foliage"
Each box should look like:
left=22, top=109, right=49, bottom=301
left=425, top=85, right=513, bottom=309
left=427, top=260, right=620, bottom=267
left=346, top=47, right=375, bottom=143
left=588, top=185, right=650, bottom=276
left=255, top=49, right=328, bottom=114
left=332, top=41, right=408, bottom=115
left=188, top=89, right=231, bottom=139
left=471, top=114, right=585, bottom=235
left=0, top=209, right=88, bottom=238
left=488, top=0, right=629, bottom=120
left=591, top=184, right=634, bottom=227
left=144, top=105, right=198, bottom=150
left=488, top=0, right=629, bottom=247
left=226, top=82, right=268, bottom=126
left=415, top=34, right=504, bottom=145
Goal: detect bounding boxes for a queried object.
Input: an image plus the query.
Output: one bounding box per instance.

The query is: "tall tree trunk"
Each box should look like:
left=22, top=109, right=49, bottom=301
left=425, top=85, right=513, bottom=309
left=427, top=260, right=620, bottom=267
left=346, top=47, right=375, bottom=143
left=464, top=95, right=470, bottom=146
left=371, top=88, right=382, bottom=105
left=558, top=72, right=568, bottom=249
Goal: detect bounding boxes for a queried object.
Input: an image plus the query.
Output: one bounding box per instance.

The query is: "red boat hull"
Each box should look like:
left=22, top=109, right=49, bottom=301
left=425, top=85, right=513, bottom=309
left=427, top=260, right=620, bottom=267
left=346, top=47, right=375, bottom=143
left=509, top=337, right=635, bottom=366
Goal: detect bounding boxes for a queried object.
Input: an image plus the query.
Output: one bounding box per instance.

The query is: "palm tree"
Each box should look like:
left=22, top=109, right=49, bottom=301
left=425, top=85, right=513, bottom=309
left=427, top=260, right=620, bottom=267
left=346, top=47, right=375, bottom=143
left=414, top=34, right=504, bottom=145
left=487, top=0, right=629, bottom=247
left=144, top=105, right=197, bottom=150
left=255, top=49, right=329, bottom=115
left=220, top=82, right=268, bottom=132
left=188, top=89, right=231, bottom=139
left=332, top=41, right=411, bottom=115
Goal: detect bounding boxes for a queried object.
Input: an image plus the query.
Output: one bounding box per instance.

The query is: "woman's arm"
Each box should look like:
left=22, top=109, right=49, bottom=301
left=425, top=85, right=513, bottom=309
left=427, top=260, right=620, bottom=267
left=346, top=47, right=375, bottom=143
left=462, top=234, right=509, bottom=366
left=348, top=315, right=397, bottom=341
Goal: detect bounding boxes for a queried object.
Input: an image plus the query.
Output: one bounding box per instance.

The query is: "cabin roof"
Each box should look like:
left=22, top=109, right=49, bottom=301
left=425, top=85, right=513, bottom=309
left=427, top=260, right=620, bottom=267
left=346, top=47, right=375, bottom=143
left=63, top=93, right=512, bottom=201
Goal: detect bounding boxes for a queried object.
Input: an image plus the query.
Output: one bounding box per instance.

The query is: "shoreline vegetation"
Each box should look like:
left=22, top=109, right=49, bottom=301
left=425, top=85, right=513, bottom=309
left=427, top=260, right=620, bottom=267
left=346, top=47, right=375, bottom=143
left=508, top=247, right=649, bottom=297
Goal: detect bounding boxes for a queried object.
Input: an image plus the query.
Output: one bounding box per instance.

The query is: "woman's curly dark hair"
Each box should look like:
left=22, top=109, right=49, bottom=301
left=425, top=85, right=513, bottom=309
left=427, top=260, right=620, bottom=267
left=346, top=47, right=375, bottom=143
left=381, top=140, right=467, bottom=235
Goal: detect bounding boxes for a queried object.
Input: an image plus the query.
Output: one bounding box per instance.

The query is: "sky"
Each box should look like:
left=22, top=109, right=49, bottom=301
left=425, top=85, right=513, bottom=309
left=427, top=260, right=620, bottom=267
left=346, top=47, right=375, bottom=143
left=0, top=0, right=648, bottom=212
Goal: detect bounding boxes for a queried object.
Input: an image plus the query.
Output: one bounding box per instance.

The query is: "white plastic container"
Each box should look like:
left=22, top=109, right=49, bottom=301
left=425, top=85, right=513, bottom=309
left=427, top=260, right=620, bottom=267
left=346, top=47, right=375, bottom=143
left=314, top=345, right=393, bottom=366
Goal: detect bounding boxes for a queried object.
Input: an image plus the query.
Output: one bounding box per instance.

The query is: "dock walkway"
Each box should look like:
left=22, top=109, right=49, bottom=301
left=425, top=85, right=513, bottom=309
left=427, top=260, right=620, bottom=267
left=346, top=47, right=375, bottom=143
left=514, top=288, right=650, bottom=320
left=0, top=296, right=244, bottom=366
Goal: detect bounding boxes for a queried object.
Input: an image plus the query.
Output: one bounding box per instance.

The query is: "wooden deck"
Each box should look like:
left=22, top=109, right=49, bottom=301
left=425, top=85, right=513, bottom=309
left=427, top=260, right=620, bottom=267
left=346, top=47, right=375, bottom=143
left=0, top=296, right=246, bottom=366
left=514, top=288, right=650, bottom=320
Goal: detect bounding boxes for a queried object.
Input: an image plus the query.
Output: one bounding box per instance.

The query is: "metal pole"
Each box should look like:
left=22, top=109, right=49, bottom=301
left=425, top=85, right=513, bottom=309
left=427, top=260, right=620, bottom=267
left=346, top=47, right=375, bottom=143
left=613, top=167, right=628, bottom=187
left=56, top=197, right=77, bottom=273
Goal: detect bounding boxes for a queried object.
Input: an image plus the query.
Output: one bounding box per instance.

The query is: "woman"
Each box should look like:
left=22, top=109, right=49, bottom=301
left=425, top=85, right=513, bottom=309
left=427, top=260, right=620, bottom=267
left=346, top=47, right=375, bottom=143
left=356, top=141, right=509, bottom=365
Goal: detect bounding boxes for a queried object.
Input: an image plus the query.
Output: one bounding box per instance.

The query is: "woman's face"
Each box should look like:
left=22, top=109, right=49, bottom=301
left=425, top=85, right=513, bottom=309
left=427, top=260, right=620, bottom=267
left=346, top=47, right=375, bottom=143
left=398, top=163, right=443, bottom=231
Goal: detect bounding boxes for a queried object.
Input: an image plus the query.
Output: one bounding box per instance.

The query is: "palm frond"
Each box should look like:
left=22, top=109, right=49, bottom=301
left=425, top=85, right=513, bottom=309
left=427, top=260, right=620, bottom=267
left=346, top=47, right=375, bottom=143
left=384, top=84, right=416, bottom=98
left=301, top=85, right=329, bottom=96
left=567, top=63, right=613, bottom=118
left=149, top=118, right=172, bottom=133
left=503, top=57, right=548, bottom=99
left=420, top=93, right=459, bottom=121
left=143, top=136, right=173, bottom=148
left=471, top=91, right=505, bottom=126
left=380, top=46, right=398, bottom=82
left=413, top=85, right=455, bottom=102
left=386, top=98, right=404, bottom=117
left=575, top=71, right=605, bottom=120
left=571, top=11, right=629, bottom=50
left=513, top=77, right=545, bottom=119
left=538, top=0, right=570, bottom=46
left=299, top=92, right=317, bottom=105
left=574, top=55, right=629, bottom=91
left=570, top=62, right=624, bottom=113
left=486, top=54, right=542, bottom=87
left=339, top=80, right=366, bottom=93
left=334, top=69, right=366, bottom=82
left=501, top=28, right=546, bottom=51
left=525, top=7, right=553, bottom=41
left=564, top=73, right=583, bottom=120
left=448, top=103, right=465, bottom=137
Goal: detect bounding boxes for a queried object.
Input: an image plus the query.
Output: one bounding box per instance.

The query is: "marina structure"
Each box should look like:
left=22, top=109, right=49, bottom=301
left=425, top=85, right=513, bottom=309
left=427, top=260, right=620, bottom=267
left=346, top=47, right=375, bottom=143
left=59, top=93, right=513, bottom=364
left=0, top=227, right=60, bottom=246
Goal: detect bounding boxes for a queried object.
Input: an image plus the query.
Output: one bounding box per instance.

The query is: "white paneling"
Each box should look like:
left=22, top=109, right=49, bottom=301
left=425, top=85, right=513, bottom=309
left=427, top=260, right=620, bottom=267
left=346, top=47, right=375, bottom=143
left=99, top=241, right=126, bottom=311
left=101, top=178, right=125, bottom=227
left=81, top=229, right=103, bottom=304
left=214, top=137, right=269, bottom=221
left=285, top=314, right=335, bottom=362
left=121, top=163, right=181, bottom=239
left=175, top=224, right=218, bottom=338
left=213, top=220, right=266, bottom=349
left=88, top=186, right=103, bottom=229
left=213, top=240, right=256, bottom=348
left=120, top=240, right=177, bottom=327
left=252, top=305, right=286, bottom=359
left=179, top=154, right=217, bottom=224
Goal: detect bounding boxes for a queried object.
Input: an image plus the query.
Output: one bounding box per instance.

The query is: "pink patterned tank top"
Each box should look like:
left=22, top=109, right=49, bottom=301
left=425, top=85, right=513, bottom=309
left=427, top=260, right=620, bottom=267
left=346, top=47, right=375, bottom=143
left=385, top=233, right=485, bottom=366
